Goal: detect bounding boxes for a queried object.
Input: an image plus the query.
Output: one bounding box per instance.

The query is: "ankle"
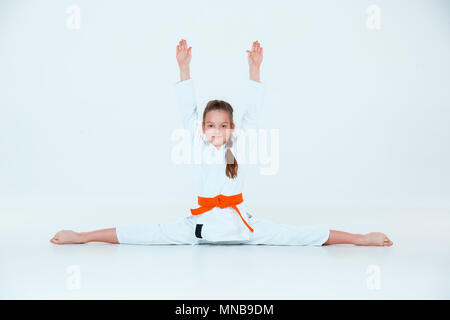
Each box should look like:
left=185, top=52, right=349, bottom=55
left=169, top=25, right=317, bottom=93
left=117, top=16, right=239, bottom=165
left=78, top=232, right=89, bottom=243
left=354, top=234, right=367, bottom=245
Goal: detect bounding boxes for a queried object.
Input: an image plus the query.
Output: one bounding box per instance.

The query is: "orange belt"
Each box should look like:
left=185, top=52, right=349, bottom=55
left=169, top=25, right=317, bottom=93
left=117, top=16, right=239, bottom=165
left=190, top=193, right=254, bottom=232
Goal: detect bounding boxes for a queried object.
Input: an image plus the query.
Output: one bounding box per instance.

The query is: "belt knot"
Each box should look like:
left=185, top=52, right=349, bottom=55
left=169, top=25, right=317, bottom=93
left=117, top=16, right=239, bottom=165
left=190, top=193, right=253, bottom=232
left=216, top=194, right=226, bottom=207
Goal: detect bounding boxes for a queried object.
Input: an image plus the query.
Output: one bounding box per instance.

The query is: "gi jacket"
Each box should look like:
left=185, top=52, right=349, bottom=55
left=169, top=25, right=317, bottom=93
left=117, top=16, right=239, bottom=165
left=174, top=78, right=265, bottom=242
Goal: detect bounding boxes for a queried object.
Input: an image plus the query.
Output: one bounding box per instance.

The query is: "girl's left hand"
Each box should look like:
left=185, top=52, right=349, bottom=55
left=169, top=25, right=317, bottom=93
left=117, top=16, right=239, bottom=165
left=246, top=41, right=263, bottom=69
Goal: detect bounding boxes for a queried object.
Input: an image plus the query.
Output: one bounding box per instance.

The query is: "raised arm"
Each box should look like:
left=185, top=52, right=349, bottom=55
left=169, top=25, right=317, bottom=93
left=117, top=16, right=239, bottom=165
left=174, top=39, right=198, bottom=132
left=241, top=41, right=265, bottom=131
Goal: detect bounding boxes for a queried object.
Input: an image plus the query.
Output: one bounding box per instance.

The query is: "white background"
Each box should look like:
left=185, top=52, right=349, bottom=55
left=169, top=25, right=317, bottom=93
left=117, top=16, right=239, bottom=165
left=0, top=0, right=449, bottom=214
left=1, top=0, right=450, bottom=300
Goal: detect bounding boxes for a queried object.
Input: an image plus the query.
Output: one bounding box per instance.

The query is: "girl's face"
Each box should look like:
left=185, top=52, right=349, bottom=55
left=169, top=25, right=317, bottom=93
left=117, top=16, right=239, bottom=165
left=202, top=110, right=234, bottom=148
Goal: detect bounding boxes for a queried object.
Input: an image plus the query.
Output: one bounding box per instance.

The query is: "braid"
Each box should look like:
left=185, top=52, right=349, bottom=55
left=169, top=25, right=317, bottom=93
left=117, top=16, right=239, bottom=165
left=225, top=138, right=238, bottom=179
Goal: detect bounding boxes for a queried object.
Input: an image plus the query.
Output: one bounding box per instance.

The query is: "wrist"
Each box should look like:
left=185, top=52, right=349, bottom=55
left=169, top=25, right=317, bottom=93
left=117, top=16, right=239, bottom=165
left=78, top=232, right=88, bottom=243
left=179, top=66, right=191, bottom=81
left=354, top=234, right=366, bottom=246
left=249, top=67, right=260, bottom=81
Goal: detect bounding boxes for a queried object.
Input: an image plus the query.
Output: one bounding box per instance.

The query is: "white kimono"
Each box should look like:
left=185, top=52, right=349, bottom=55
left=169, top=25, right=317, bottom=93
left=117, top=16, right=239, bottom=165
left=115, top=79, right=330, bottom=246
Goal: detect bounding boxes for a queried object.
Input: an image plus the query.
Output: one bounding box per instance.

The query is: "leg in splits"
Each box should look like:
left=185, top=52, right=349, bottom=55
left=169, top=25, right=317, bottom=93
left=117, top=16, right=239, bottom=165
left=244, top=216, right=393, bottom=247
left=50, top=216, right=393, bottom=247
left=50, top=217, right=197, bottom=245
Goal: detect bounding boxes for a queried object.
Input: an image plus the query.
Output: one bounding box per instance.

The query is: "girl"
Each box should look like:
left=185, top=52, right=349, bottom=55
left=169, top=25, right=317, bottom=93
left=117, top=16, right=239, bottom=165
left=50, top=39, right=393, bottom=247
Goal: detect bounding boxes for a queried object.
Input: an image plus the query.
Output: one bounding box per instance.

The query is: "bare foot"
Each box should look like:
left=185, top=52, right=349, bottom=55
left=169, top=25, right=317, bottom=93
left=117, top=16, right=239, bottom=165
left=357, top=232, right=393, bottom=246
left=50, top=230, right=86, bottom=245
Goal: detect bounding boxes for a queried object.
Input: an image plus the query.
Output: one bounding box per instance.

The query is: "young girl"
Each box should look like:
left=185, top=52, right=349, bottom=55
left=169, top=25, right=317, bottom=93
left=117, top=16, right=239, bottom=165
left=50, top=39, right=393, bottom=247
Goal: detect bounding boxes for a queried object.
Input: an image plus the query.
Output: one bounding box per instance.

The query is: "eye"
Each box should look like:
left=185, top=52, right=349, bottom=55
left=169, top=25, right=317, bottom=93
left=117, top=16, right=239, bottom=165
left=208, top=124, right=213, bottom=128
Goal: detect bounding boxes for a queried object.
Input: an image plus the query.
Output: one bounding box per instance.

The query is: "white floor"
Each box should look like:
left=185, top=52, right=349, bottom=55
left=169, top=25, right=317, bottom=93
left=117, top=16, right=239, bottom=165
left=1, top=204, right=449, bottom=299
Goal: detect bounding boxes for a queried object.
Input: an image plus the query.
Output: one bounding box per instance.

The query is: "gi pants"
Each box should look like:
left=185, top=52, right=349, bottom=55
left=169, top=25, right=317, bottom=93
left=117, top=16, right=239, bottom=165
left=116, top=215, right=330, bottom=247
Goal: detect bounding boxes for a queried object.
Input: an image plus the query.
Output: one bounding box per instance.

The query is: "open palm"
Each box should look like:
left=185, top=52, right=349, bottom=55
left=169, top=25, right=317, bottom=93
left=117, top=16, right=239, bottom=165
left=246, top=41, right=263, bottom=69
left=176, top=39, right=192, bottom=68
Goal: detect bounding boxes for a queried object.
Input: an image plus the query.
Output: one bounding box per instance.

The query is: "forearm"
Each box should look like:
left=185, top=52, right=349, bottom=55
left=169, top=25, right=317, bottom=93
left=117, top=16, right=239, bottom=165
left=80, top=228, right=119, bottom=244
left=179, top=66, right=191, bottom=82
left=249, top=66, right=260, bottom=82
left=322, top=230, right=365, bottom=246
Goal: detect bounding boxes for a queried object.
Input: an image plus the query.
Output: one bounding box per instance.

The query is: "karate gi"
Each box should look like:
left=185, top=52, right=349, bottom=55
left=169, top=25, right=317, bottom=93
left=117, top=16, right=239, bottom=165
left=115, top=79, right=330, bottom=246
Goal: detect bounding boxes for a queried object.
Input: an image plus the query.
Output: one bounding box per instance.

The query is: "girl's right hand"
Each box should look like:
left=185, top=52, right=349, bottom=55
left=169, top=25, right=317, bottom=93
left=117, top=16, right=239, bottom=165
left=176, top=39, right=192, bottom=69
